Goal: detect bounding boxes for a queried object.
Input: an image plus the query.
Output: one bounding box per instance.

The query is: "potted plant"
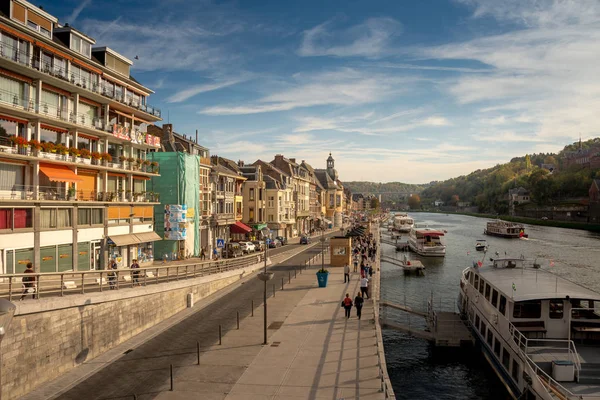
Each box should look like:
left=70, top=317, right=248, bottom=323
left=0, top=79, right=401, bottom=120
left=10, top=136, right=29, bottom=155
left=142, top=159, right=151, bottom=172
left=68, top=147, right=79, bottom=161
left=40, top=141, right=55, bottom=156
left=29, top=139, right=41, bottom=155
left=91, top=151, right=102, bottom=165
left=79, top=148, right=91, bottom=160
left=151, top=161, right=159, bottom=173
left=316, top=267, right=329, bottom=288
left=67, top=185, right=76, bottom=201
left=101, top=152, right=112, bottom=165
left=118, top=155, right=127, bottom=166
left=127, top=156, right=136, bottom=170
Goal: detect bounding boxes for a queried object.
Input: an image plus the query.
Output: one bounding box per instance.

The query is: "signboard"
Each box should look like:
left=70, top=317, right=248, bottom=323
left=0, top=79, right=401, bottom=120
left=216, top=239, right=225, bottom=248
left=145, top=134, right=161, bottom=147
left=112, top=124, right=131, bottom=141
left=164, top=204, right=187, bottom=240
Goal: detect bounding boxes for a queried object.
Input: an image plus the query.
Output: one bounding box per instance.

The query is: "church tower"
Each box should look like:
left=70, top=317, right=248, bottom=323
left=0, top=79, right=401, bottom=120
left=326, top=153, right=338, bottom=181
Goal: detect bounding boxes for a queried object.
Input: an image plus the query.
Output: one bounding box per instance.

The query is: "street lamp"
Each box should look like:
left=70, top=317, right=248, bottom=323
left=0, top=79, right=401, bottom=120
left=257, top=235, right=273, bottom=345
left=0, top=299, right=16, bottom=400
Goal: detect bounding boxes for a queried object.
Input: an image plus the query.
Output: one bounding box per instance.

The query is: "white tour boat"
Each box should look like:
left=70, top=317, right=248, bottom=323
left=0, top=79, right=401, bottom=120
left=484, top=219, right=528, bottom=238
left=393, top=213, right=415, bottom=233
left=459, top=258, right=600, bottom=400
left=408, top=227, right=446, bottom=257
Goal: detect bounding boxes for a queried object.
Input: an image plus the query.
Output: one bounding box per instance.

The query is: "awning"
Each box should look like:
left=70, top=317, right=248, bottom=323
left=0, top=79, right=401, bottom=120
left=108, top=233, right=140, bottom=246
left=253, top=223, right=268, bottom=230
left=40, top=163, right=83, bottom=183
left=230, top=221, right=252, bottom=234
left=134, top=232, right=162, bottom=242
left=133, top=175, right=150, bottom=181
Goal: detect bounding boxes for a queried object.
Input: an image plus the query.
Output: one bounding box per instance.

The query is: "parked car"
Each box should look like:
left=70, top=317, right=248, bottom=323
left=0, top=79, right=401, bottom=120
left=275, top=236, right=288, bottom=245
left=252, top=240, right=265, bottom=252
left=268, top=239, right=281, bottom=248
left=300, top=236, right=311, bottom=245
left=245, top=241, right=256, bottom=252
left=239, top=242, right=251, bottom=254
left=225, top=242, right=243, bottom=258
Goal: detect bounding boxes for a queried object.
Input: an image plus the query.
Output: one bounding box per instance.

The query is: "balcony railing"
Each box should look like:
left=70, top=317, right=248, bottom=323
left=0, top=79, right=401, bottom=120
left=0, top=42, right=161, bottom=119
left=0, top=184, right=159, bottom=202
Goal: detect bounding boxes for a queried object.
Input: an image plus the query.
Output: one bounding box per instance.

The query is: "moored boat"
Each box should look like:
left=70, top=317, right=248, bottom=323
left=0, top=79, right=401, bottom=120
left=484, top=220, right=527, bottom=238
left=458, top=258, right=600, bottom=399
left=475, top=239, right=488, bottom=251
left=393, top=213, right=414, bottom=233
left=408, top=227, right=446, bottom=257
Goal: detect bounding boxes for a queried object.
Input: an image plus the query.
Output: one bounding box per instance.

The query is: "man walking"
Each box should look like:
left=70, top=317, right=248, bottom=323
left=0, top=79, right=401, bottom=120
left=20, top=262, right=36, bottom=300
left=344, top=263, right=350, bottom=283
left=130, top=259, right=140, bottom=286
left=360, top=276, right=369, bottom=299
left=354, top=292, right=364, bottom=319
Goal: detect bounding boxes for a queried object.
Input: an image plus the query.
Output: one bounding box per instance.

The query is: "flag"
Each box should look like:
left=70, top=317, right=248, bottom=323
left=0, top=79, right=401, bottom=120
left=477, top=261, right=483, bottom=267
left=550, top=260, right=555, bottom=267
left=512, top=282, right=516, bottom=291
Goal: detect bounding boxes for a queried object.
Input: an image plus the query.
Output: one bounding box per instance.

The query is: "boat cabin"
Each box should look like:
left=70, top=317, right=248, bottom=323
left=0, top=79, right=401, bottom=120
left=413, top=229, right=444, bottom=246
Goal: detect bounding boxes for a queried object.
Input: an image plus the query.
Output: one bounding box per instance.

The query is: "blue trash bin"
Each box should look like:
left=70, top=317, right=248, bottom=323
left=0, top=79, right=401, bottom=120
left=316, top=272, right=329, bottom=288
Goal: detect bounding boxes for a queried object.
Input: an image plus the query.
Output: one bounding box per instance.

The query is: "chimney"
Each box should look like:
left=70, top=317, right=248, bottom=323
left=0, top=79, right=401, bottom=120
left=211, top=155, right=218, bottom=165
left=183, top=134, right=186, bottom=139
left=237, top=160, right=244, bottom=167
left=289, top=158, right=296, bottom=164
left=196, top=129, right=198, bottom=143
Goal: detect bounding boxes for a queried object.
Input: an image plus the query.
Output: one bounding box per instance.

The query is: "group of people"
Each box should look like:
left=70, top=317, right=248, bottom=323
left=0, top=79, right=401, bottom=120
left=341, top=228, right=379, bottom=319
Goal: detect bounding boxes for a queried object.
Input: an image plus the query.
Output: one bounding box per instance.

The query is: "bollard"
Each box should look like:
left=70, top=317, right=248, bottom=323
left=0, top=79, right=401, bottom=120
left=281, top=277, right=284, bottom=290
left=219, top=325, right=222, bottom=345
left=294, top=268, right=296, bottom=278
left=170, top=364, right=174, bottom=391
left=288, top=271, right=291, bottom=284
left=237, top=311, right=240, bottom=330
left=133, top=395, right=137, bottom=400
left=197, top=341, right=200, bottom=365
left=272, top=284, right=275, bottom=297
left=251, top=300, right=254, bottom=317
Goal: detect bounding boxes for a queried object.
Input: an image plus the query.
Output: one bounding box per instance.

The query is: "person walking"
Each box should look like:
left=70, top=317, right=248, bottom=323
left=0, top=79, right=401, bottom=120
left=353, top=256, right=358, bottom=273
left=108, top=259, right=118, bottom=290
left=343, top=263, right=350, bottom=283
left=130, top=259, right=140, bottom=286
left=213, top=247, right=218, bottom=260
left=360, top=276, right=369, bottom=299
left=354, top=292, right=364, bottom=319
left=20, top=262, right=36, bottom=300
left=342, top=293, right=353, bottom=319
left=200, top=247, right=206, bottom=261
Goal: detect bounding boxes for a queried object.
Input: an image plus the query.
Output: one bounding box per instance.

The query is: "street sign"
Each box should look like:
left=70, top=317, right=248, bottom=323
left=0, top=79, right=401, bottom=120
left=217, top=239, right=225, bottom=248
left=265, top=238, right=271, bottom=245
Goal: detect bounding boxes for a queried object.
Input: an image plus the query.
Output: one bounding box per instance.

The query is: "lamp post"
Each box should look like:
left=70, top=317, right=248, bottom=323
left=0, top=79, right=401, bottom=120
left=320, top=213, right=326, bottom=271
left=257, top=235, right=273, bottom=345
left=0, top=299, right=16, bottom=400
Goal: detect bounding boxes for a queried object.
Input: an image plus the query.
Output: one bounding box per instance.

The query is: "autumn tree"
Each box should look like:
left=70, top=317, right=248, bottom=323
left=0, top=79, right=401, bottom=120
left=408, top=194, right=421, bottom=210
left=450, top=194, right=460, bottom=205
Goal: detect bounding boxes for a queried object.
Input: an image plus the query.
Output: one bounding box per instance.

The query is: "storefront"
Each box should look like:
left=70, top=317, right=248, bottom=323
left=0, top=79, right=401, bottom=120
left=108, top=231, right=161, bottom=268
left=229, top=221, right=252, bottom=242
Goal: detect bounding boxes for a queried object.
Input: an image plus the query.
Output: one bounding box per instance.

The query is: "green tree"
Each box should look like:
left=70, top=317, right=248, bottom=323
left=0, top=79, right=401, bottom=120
left=408, top=194, right=421, bottom=210
left=525, top=154, right=531, bottom=170
left=370, top=197, right=380, bottom=210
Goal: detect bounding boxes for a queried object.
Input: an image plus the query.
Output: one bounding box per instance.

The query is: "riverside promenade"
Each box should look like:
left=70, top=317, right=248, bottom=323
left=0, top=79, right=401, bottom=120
left=21, top=228, right=391, bottom=400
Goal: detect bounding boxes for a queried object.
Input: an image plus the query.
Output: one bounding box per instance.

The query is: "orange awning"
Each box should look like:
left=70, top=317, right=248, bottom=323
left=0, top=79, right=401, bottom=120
left=133, top=175, right=150, bottom=181
left=40, top=163, right=83, bottom=183
left=230, top=221, right=252, bottom=234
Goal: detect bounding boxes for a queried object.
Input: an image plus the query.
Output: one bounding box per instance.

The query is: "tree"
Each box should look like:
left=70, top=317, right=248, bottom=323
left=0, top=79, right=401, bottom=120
left=450, top=194, right=460, bottom=206
left=370, top=197, right=380, bottom=210
left=525, top=154, right=532, bottom=170
left=544, top=155, right=558, bottom=166
left=408, top=194, right=421, bottom=210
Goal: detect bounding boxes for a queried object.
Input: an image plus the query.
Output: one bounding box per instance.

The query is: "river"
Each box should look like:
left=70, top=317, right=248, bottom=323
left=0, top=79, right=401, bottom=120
left=380, top=212, right=600, bottom=399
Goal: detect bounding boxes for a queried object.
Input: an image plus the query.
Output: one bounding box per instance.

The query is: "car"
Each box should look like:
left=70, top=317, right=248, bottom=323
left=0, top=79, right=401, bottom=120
left=252, top=240, right=265, bottom=252
left=245, top=241, right=256, bottom=252
left=268, top=239, right=281, bottom=248
left=275, top=236, right=288, bottom=245
left=238, top=242, right=251, bottom=254
left=225, top=242, right=243, bottom=258
left=300, top=236, right=311, bottom=245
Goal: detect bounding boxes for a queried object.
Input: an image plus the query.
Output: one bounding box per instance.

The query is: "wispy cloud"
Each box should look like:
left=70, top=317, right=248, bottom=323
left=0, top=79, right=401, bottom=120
left=65, top=0, right=92, bottom=25
left=298, top=17, right=402, bottom=58
left=167, top=79, right=245, bottom=103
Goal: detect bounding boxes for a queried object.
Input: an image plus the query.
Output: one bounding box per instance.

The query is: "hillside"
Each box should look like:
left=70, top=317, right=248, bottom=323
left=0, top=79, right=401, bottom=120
left=343, top=181, right=428, bottom=195
left=420, top=138, right=600, bottom=213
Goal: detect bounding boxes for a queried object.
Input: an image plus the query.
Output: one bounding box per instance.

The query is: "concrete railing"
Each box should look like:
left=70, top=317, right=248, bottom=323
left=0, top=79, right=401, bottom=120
left=372, top=226, right=397, bottom=399
left=1, top=253, right=267, bottom=301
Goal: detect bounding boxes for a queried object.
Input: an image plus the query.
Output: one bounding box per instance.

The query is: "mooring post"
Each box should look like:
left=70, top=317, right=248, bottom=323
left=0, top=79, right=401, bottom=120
left=251, top=300, right=254, bottom=317
left=218, top=325, right=222, bottom=345
left=288, top=271, right=291, bottom=284
left=237, top=311, right=240, bottom=330
left=281, top=277, right=284, bottom=290
left=170, top=364, right=174, bottom=391
left=197, top=341, right=200, bottom=365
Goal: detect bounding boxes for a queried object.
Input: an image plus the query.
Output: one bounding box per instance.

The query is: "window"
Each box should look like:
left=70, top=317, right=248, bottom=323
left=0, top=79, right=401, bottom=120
left=468, top=271, right=473, bottom=285
left=474, top=274, right=479, bottom=289
left=249, top=208, right=254, bottom=221
left=249, top=188, right=254, bottom=201
left=512, top=360, right=519, bottom=382
left=485, top=283, right=491, bottom=301
left=268, top=214, right=273, bottom=222
left=475, top=315, right=480, bottom=330
left=494, top=338, right=501, bottom=357
left=492, top=289, right=499, bottom=308
left=40, top=208, right=72, bottom=229
left=78, top=208, right=90, bottom=225
left=70, top=34, right=91, bottom=57
left=499, top=296, right=507, bottom=316
left=513, top=301, right=542, bottom=319
left=549, top=300, right=564, bottom=319
left=479, top=278, right=485, bottom=294
left=480, top=322, right=486, bottom=338
left=0, top=208, right=32, bottom=230
left=92, top=208, right=103, bottom=224
left=487, top=330, right=493, bottom=346
left=502, top=348, right=510, bottom=369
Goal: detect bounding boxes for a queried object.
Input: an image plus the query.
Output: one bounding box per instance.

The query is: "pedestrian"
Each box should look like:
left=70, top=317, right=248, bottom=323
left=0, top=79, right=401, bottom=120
left=20, top=262, right=36, bottom=300
left=354, top=292, right=364, bottom=319
left=213, top=247, right=218, bottom=260
left=344, top=263, right=350, bottom=283
left=200, top=247, right=206, bottom=261
left=360, top=276, right=369, bottom=299
left=108, top=259, right=118, bottom=290
left=130, top=259, right=140, bottom=286
left=342, top=293, right=353, bottom=319
left=353, top=257, right=358, bottom=273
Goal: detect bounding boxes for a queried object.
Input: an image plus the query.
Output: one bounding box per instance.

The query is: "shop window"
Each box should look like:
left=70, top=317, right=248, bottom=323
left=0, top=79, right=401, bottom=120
left=492, top=289, right=499, bottom=308
left=502, top=348, right=510, bottom=370
left=499, top=296, right=507, bottom=316
left=77, top=242, right=91, bottom=271
left=549, top=300, right=564, bottom=319
left=513, top=301, right=542, bottom=319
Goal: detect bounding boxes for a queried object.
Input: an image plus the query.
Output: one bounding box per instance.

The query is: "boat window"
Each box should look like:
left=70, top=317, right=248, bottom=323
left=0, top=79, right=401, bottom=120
left=474, top=274, right=479, bottom=289
left=469, top=272, right=474, bottom=286
left=487, top=330, right=493, bottom=346
left=513, top=301, right=542, bottom=319
left=480, top=322, right=486, bottom=338
left=494, top=337, right=501, bottom=356
left=491, top=289, right=499, bottom=308
left=475, top=314, right=480, bottom=330
left=549, top=300, right=564, bottom=319
left=479, top=278, right=485, bottom=294
left=512, top=359, right=519, bottom=382
left=502, top=348, right=510, bottom=369
left=485, top=283, right=491, bottom=301
left=499, top=296, right=507, bottom=316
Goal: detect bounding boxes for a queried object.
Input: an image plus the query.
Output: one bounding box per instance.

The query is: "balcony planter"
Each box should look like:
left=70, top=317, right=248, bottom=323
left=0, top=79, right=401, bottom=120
left=316, top=268, right=329, bottom=288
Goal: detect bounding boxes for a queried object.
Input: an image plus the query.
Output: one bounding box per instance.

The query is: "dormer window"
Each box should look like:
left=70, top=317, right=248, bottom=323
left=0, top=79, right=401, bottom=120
left=71, top=34, right=92, bottom=58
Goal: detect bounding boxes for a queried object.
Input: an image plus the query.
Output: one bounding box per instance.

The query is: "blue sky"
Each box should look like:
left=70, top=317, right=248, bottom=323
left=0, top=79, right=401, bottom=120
left=42, top=0, right=600, bottom=183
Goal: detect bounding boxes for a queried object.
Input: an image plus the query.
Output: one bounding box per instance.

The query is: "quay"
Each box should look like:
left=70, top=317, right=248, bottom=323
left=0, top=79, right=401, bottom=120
left=19, top=226, right=395, bottom=400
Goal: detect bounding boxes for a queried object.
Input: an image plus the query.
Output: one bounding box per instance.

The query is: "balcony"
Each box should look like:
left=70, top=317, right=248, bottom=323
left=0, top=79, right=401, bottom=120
left=0, top=184, right=159, bottom=203
left=0, top=42, right=161, bottom=120
left=296, top=210, right=310, bottom=217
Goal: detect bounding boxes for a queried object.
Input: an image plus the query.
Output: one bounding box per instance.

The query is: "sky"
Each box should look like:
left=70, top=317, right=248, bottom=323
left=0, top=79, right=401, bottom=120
left=41, top=0, right=600, bottom=183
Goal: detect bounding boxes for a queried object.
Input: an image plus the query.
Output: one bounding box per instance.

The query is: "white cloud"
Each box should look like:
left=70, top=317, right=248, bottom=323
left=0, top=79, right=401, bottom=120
left=65, top=0, right=92, bottom=24
left=167, top=79, right=244, bottom=103
left=298, top=17, right=402, bottom=58
left=472, top=131, right=546, bottom=143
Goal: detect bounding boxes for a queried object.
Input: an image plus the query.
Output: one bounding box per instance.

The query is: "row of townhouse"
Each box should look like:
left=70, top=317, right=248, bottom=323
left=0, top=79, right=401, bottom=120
left=0, top=0, right=164, bottom=274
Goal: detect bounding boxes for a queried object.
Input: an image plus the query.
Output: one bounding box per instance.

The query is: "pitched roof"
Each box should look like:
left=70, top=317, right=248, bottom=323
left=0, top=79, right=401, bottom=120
left=211, top=164, right=244, bottom=179
left=314, top=169, right=337, bottom=189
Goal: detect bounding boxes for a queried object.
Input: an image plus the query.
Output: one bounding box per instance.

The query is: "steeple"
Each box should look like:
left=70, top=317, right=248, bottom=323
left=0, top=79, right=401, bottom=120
left=327, top=152, right=334, bottom=169
left=326, top=152, right=337, bottom=181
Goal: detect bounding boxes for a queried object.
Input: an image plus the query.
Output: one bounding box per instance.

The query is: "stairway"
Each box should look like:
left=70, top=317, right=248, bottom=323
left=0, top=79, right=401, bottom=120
left=578, top=363, right=600, bottom=385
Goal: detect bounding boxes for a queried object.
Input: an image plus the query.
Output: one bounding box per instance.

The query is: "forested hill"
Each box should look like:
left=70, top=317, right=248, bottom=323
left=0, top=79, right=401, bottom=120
left=420, top=138, right=600, bottom=213
left=344, top=181, right=428, bottom=195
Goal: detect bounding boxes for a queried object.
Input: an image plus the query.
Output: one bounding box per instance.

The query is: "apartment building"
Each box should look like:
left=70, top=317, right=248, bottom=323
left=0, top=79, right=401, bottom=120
left=300, top=160, right=322, bottom=232
left=315, top=153, right=344, bottom=228
left=270, top=155, right=311, bottom=235
left=239, top=162, right=267, bottom=238
left=0, top=1, right=163, bottom=273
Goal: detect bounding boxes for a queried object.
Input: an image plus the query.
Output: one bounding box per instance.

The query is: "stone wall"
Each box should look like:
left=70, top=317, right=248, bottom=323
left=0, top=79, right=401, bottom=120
left=1, top=261, right=266, bottom=400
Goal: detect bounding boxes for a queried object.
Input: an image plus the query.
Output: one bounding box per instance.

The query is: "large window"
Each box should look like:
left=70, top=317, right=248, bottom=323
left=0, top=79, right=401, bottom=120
left=78, top=208, right=103, bottom=226
left=513, top=300, right=542, bottom=319
left=0, top=75, right=27, bottom=103
left=549, top=300, right=564, bottom=319
left=40, top=208, right=72, bottom=229
left=499, top=295, right=507, bottom=316
left=502, top=348, right=510, bottom=369
left=0, top=208, right=32, bottom=230
left=0, top=162, right=24, bottom=191
left=70, top=34, right=91, bottom=58
left=494, top=338, right=501, bottom=357
left=492, top=289, right=499, bottom=308
left=485, top=283, right=491, bottom=301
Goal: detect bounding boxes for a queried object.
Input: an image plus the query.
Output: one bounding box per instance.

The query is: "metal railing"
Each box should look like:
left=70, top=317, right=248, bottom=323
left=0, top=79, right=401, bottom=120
left=1, top=253, right=266, bottom=301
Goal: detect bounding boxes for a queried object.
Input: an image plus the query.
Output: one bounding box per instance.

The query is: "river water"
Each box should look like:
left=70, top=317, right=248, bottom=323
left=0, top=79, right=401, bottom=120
left=380, top=212, right=600, bottom=399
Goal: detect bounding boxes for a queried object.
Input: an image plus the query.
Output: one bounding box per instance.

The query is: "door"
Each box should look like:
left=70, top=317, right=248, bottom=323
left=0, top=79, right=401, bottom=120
left=91, top=241, right=101, bottom=270
left=546, top=299, right=567, bottom=338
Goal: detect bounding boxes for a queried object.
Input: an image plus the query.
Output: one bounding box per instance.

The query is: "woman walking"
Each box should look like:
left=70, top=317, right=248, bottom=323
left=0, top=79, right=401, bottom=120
left=342, top=293, right=353, bottom=319
left=354, top=292, right=364, bottom=320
